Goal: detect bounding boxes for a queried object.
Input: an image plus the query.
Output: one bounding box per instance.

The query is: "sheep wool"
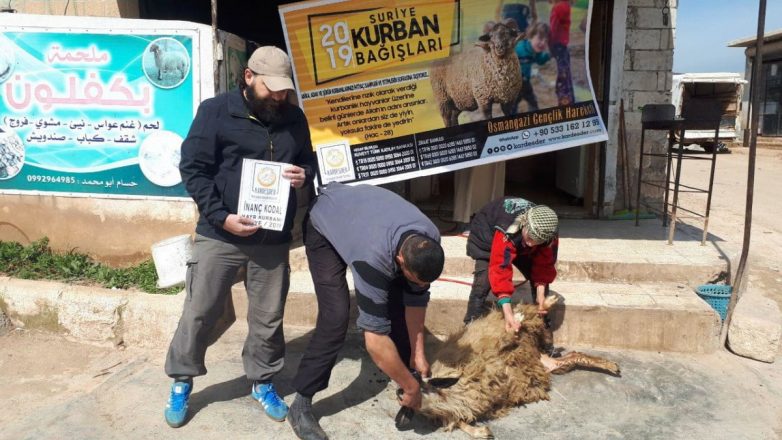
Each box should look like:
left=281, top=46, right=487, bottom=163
left=429, top=19, right=523, bottom=127
left=415, top=295, right=620, bottom=439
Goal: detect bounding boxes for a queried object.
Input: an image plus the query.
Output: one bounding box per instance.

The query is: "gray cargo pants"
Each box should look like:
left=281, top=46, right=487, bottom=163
left=165, top=234, right=290, bottom=381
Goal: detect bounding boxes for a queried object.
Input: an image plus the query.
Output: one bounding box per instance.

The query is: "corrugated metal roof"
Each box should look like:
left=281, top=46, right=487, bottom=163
left=672, top=73, right=747, bottom=84
left=727, top=28, right=782, bottom=47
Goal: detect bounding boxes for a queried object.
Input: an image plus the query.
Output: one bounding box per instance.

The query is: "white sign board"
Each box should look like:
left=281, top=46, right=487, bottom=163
left=236, top=159, right=290, bottom=231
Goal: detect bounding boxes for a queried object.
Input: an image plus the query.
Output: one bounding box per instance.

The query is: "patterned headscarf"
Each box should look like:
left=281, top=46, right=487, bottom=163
left=504, top=205, right=559, bottom=244
left=526, top=205, right=559, bottom=243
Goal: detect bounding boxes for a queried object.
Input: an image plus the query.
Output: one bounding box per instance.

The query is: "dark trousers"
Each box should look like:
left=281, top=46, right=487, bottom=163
left=515, top=78, right=538, bottom=112
left=463, top=257, right=549, bottom=324
left=512, top=79, right=539, bottom=115
left=292, top=217, right=411, bottom=398
left=551, top=43, right=575, bottom=106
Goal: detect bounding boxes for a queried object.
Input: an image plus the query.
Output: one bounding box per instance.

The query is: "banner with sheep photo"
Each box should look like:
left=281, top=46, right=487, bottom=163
left=0, top=29, right=196, bottom=198
left=279, top=0, right=607, bottom=186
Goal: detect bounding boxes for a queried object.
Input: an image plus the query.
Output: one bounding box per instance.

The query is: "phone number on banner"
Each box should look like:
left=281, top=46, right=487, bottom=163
left=26, top=175, right=77, bottom=184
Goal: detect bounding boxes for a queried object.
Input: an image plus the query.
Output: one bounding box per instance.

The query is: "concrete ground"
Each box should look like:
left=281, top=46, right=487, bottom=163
left=676, top=147, right=782, bottom=309
left=2, top=323, right=782, bottom=440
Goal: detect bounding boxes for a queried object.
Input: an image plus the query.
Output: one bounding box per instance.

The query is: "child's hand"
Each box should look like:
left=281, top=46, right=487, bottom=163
left=504, top=315, right=521, bottom=333
left=536, top=290, right=548, bottom=315
left=500, top=299, right=521, bottom=333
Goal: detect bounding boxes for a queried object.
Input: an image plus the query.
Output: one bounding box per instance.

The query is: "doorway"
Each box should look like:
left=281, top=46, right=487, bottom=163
left=761, top=58, right=782, bottom=136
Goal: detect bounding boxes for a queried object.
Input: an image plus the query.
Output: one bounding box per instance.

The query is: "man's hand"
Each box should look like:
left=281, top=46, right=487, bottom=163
left=283, top=165, right=307, bottom=188
left=410, top=353, right=431, bottom=379
left=364, top=331, right=424, bottom=411
left=399, top=381, right=422, bottom=410
left=222, top=214, right=260, bottom=237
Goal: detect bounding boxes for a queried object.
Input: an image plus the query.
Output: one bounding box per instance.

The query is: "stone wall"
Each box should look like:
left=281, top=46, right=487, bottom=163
left=615, top=0, right=677, bottom=212
left=5, top=0, right=139, bottom=18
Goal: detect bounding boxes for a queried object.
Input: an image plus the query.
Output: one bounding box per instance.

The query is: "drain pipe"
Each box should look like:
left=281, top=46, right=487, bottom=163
left=721, top=0, right=765, bottom=345
left=211, top=0, right=221, bottom=94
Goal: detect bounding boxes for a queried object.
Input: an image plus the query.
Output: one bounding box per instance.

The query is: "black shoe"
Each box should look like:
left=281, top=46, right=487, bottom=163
left=544, top=345, right=565, bottom=358
left=288, top=402, right=329, bottom=440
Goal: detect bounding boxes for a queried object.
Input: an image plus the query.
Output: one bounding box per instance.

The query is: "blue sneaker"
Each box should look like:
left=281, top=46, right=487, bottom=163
left=165, top=381, right=192, bottom=428
left=251, top=382, right=288, bottom=421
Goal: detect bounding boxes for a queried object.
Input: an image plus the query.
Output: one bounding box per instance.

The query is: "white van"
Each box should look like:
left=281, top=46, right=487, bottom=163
left=671, top=73, right=747, bottom=152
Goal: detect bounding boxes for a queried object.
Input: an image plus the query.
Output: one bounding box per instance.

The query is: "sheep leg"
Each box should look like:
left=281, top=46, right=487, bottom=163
left=439, top=99, right=458, bottom=127
left=448, top=108, right=460, bottom=127
left=457, top=421, right=494, bottom=439
left=479, top=101, right=493, bottom=120
left=546, top=352, right=621, bottom=376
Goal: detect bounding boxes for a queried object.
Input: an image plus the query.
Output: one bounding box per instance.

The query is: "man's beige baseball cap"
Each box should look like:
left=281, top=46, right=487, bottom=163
left=247, top=46, right=294, bottom=91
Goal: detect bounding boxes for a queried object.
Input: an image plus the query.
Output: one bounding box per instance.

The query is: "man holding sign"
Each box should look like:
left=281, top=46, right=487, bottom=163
left=164, top=46, right=316, bottom=427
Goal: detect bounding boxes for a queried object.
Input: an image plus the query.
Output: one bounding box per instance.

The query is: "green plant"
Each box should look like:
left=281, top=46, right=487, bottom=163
left=0, top=238, right=180, bottom=294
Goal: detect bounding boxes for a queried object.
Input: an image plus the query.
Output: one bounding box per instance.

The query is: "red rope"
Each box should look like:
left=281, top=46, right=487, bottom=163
left=436, top=277, right=528, bottom=288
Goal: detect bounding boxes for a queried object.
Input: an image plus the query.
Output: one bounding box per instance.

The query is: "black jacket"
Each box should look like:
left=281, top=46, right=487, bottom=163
left=179, top=88, right=317, bottom=244
left=467, top=197, right=536, bottom=260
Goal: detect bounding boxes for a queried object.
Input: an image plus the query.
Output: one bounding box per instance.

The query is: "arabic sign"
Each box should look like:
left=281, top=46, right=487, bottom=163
left=279, top=0, right=607, bottom=186
left=0, top=30, right=196, bottom=197
left=236, top=159, right=291, bottom=231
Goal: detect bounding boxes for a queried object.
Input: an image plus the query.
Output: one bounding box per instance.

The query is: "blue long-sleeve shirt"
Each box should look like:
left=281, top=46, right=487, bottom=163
left=515, top=39, right=551, bottom=80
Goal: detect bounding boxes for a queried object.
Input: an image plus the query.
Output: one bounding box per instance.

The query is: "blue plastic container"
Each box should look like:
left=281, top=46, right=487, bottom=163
left=695, top=284, right=732, bottom=320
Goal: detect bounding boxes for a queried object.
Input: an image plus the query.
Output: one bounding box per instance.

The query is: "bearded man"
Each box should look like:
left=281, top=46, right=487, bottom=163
left=163, top=46, right=317, bottom=428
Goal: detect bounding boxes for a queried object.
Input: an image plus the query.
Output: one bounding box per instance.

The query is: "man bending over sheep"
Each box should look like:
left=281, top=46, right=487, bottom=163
left=287, top=182, right=445, bottom=440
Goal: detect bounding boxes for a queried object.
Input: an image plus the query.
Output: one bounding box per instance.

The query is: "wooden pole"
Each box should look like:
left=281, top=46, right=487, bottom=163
left=720, top=0, right=765, bottom=346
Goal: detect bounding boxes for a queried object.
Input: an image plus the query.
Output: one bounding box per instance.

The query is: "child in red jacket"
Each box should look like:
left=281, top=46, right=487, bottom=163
left=463, top=197, right=559, bottom=333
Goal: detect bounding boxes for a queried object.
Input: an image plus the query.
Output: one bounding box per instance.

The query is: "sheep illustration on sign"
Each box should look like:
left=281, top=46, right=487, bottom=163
left=142, top=37, right=190, bottom=89
left=429, top=19, right=524, bottom=127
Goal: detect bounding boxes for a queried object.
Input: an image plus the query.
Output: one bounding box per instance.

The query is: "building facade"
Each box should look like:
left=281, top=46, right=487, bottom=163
left=0, top=0, right=678, bottom=262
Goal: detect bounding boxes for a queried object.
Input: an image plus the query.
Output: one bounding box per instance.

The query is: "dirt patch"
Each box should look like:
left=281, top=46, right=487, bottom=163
left=0, top=330, right=132, bottom=428
left=0, top=309, right=10, bottom=335
left=17, top=303, right=67, bottom=333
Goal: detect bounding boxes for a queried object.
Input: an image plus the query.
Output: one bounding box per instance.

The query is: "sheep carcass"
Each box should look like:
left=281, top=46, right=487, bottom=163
left=429, top=19, right=523, bottom=127
left=415, top=294, right=620, bottom=439
left=149, top=44, right=188, bottom=81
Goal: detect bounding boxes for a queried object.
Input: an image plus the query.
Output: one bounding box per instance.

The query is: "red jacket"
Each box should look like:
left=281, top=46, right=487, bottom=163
left=550, top=1, right=571, bottom=47
left=488, top=230, right=558, bottom=300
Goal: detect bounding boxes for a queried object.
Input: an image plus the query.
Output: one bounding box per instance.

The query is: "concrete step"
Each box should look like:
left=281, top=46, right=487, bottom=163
left=289, top=234, right=728, bottom=286
left=231, top=273, right=722, bottom=354
left=0, top=274, right=720, bottom=354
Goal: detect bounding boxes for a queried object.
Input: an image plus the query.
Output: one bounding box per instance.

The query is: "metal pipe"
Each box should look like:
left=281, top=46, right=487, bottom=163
left=634, top=126, right=645, bottom=226
left=721, top=0, right=765, bottom=345
left=702, top=124, right=719, bottom=245
left=211, top=0, right=219, bottom=94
